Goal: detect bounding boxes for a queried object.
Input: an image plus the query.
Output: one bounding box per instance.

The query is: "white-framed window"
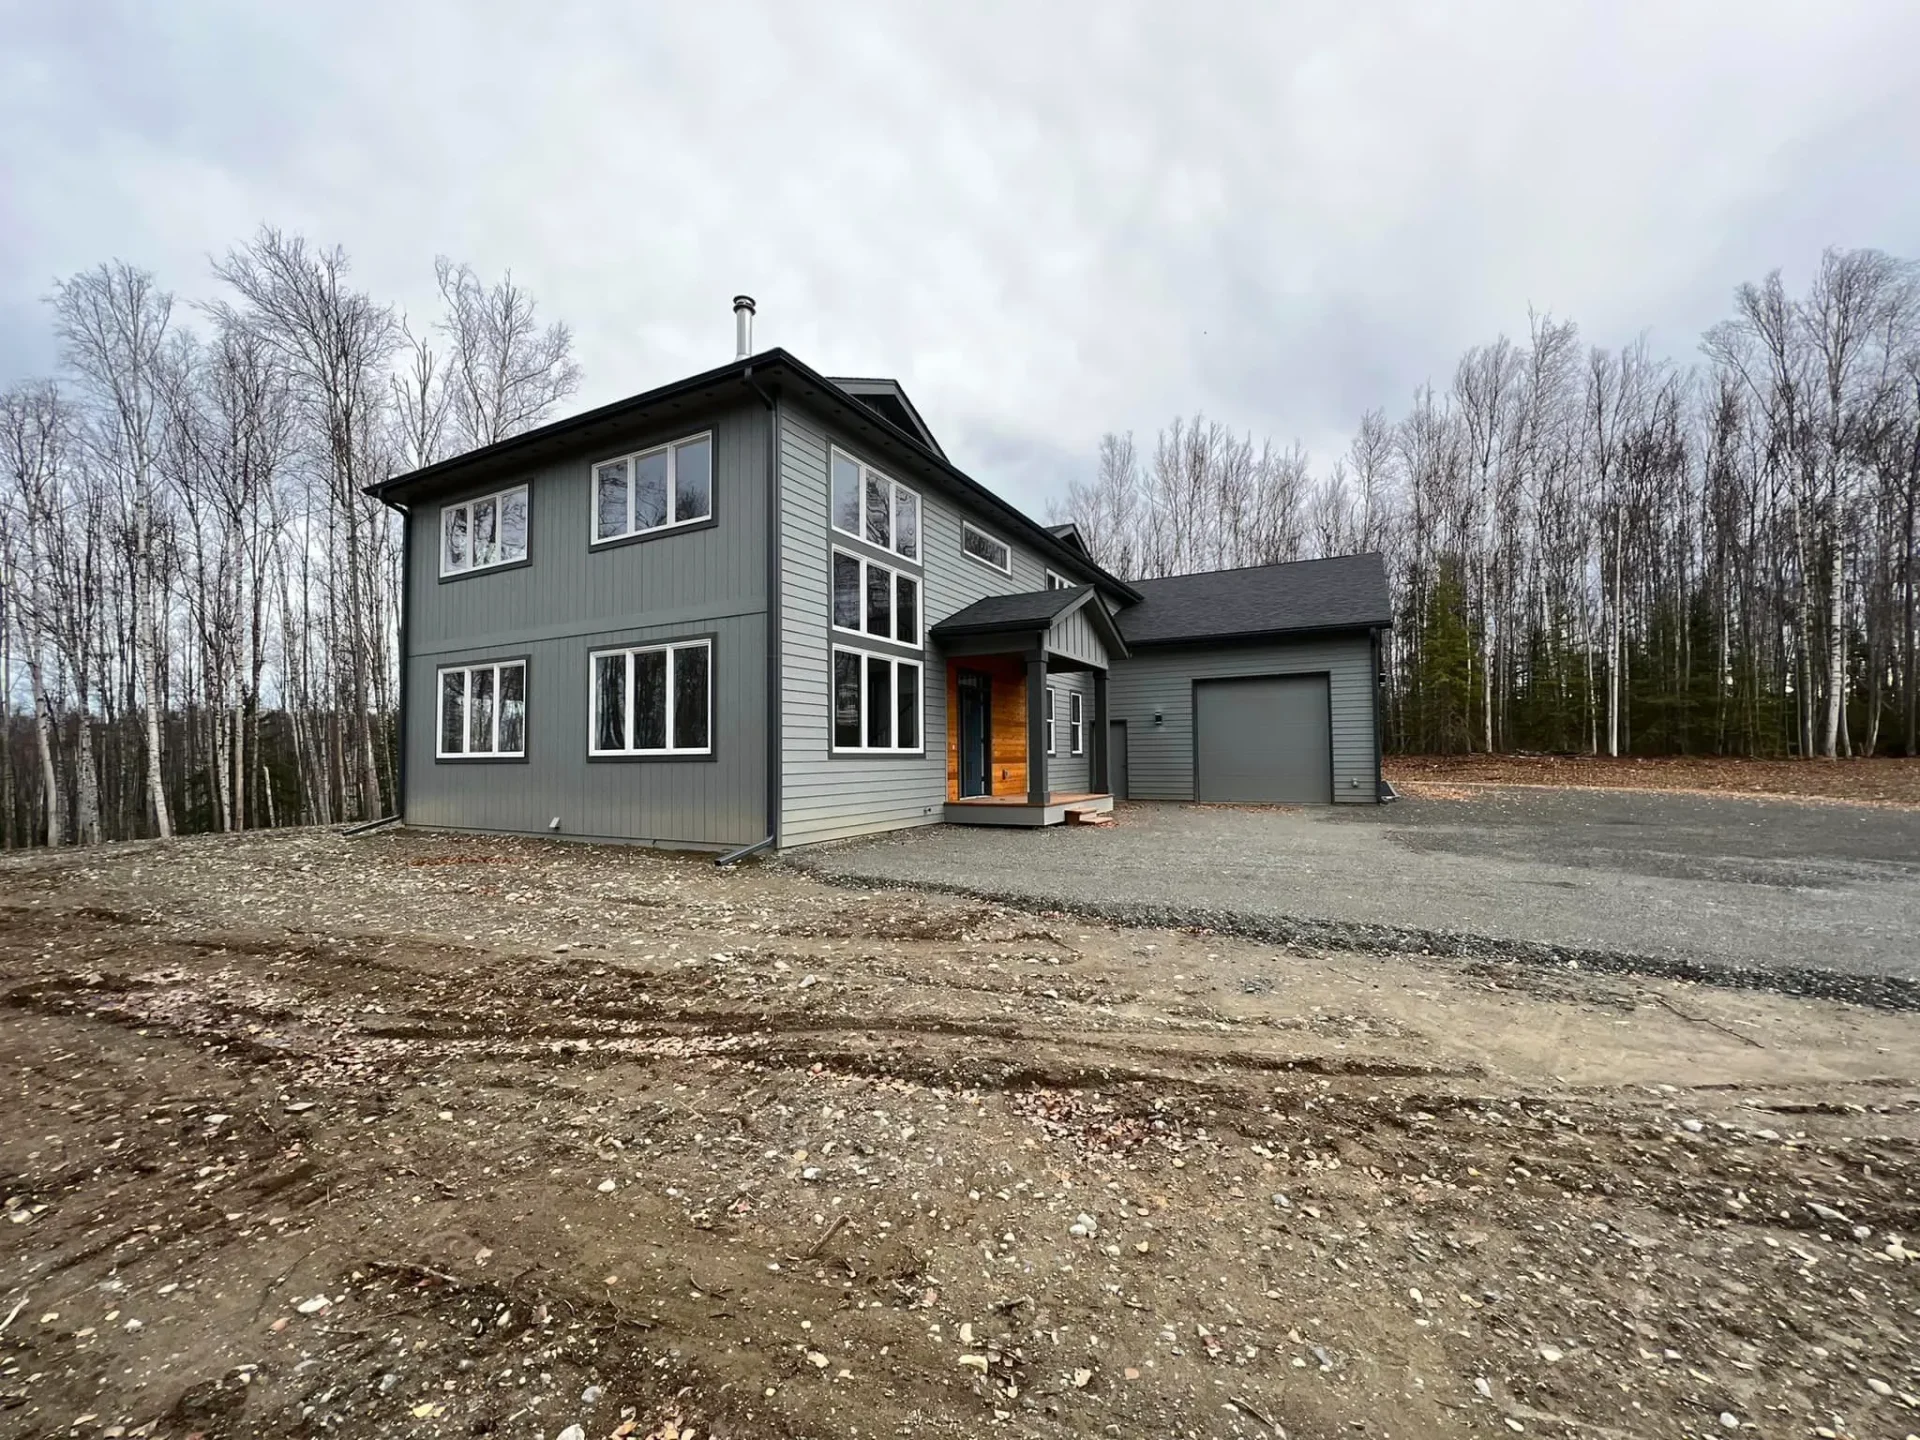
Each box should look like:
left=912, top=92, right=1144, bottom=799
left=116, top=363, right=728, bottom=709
left=1069, top=691, right=1084, bottom=755
left=830, top=447, right=919, bottom=561
left=1045, top=569, right=1073, bottom=590
left=831, top=546, right=920, bottom=648
left=441, top=486, right=530, bottom=575
left=962, top=521, right=1011, bottom=574
left=1045, top=685, right=1057, bottom=756
left=588, top=639, right=711, bottom=756
left=437, top=660, right=527, bottom=758
left=831, top=646, right=922, bottom=753
left=592, top=432, right=713, bottom=544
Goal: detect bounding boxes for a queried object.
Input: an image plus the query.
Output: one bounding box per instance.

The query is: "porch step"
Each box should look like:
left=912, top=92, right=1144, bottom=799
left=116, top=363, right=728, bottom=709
left=1065, top=805, right=1115, bottom=827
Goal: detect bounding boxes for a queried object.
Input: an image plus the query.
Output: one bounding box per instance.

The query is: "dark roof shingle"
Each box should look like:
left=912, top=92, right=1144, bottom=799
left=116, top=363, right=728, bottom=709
left=1115, top=553, right=1391, bottom=645
left=930, top=587, right=1089, bottom=636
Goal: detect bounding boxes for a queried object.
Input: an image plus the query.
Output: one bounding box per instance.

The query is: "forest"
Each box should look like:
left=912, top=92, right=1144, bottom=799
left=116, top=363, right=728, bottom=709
left=3, top=236, right=1915, bottom=847
left=0, top=230, right=579, bottom=846
left=1054, top=248, right=1920, bottom=762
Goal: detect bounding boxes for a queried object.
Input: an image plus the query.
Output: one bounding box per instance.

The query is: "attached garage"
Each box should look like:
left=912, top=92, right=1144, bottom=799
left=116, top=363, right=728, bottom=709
left=1194, top=674, right=1332, bottom=803
left=1105, top=555, right=1391, bottom=806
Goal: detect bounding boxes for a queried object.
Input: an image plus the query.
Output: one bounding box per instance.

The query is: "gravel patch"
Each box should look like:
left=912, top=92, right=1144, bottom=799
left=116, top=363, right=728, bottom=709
left=794, top=792, right=1920, bottom=1010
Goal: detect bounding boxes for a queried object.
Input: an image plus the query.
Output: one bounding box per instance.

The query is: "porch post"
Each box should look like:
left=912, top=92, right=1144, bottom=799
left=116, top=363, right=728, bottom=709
left=1027, top=649, right=1049, bottom=806
left=1091, top=668, right=1109, bottom=793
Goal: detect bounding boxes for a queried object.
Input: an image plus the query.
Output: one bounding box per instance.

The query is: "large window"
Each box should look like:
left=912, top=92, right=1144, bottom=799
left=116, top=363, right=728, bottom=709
left=830, top=448, right=919, bottom=561
left=592, top=433, right=713, bottom=544
left=588, top=640, right=711, bottom=756
left=831, top=647, right=921, bottom=753
left=831, top=547, right=920, bottom=648
left=1045, top=686, right=1057, bottom=756
left=437, top=660, right=527, bottom=758
left=962, top=521, right=1011, bottom=574
left=1069, top=691, right=1084, bottom=755
left=441, top=486, right=530, bottom=576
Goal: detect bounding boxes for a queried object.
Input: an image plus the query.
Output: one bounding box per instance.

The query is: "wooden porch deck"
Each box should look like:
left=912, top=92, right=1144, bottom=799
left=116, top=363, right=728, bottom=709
left=943, top=793, right=1114, bottom=828
left=947, top=792, right=1109, bottom=808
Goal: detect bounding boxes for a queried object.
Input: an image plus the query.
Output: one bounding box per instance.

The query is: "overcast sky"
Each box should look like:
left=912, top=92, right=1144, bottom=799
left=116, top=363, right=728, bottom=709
left=5, top=1, right=1918, bottom=514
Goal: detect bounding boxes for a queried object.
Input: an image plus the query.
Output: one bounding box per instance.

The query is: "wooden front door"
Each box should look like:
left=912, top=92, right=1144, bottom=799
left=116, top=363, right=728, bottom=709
left=957, top=670, right=992, bottom=797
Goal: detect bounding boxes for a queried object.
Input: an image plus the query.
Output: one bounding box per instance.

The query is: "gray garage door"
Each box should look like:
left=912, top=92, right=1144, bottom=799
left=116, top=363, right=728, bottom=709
left=1194, top=675, right=1332, bottom=803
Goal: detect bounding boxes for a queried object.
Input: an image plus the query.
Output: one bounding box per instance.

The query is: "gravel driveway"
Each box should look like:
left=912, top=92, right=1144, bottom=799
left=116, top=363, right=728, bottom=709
left=798, top=789, right=1920, bottom=1006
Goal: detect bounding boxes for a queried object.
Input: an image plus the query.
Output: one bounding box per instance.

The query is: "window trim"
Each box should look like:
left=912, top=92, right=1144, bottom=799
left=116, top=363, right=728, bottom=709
left=1069, top=691, right=1084, bottom=755
left=589, top=430, right=716, bottom=548
left=585, top=637, right=715, bottom=760
left=1045, top=685, right=1057, bottom=756
left=829, top=446, right=922, bottom=563
left=439, top=485, right=531, bottom=579
left=828, top=644, right=925, bottom=757
left=830, top=545, right=922, bottom=651
left=434, top=657, right=530, bottom=762
left=1044, top=569, right=1074, bottom=590
left=961, top=521, right=1012, bottom=575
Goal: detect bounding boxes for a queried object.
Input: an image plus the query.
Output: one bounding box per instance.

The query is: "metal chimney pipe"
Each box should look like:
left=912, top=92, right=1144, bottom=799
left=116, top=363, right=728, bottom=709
left=733, top=295, right=756, bottom=359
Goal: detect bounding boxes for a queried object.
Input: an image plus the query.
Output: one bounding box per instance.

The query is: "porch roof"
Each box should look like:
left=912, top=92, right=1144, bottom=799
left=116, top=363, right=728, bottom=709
left=930, top=584, right=1130, bottom=662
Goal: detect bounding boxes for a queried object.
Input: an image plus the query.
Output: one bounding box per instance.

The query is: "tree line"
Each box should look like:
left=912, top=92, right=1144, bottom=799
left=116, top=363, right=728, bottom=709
left=0, top=228, right=579, bottom=846
left=1054, top=247, right=1920, bottom=759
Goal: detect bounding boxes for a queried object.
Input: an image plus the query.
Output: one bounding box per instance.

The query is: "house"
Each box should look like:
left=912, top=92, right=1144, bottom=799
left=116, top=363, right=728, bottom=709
left=369, top=301, right=1391, bottom=857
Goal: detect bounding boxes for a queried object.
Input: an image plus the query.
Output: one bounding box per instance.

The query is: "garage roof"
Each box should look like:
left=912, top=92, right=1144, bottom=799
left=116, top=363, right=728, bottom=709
left=1116, top=552, right=1392, bottom=646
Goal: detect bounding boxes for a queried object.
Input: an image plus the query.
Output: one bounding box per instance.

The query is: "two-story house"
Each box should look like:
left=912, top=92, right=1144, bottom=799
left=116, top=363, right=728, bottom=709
left=370, top=300, right=1391, bottom=858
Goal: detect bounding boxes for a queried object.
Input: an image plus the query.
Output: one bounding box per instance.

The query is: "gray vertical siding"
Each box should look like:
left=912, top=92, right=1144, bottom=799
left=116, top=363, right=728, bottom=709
left=405, top=400, right=769, bottom=846
left=778, top=403, right=1063, bottom=847
left=1045, top=603, right=1109, bottom=668
left=1107, top=635, right=1378, bottom=803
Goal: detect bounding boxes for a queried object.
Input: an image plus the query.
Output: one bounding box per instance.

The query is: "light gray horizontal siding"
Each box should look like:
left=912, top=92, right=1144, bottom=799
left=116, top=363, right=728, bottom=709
left=405, top=400, right=769, bottom=846
left=1107, top=635, right=1378, bottom=803
left=778, top=402, right=1058, bottom=847
left=1044, top=671, right=1094, bottom=793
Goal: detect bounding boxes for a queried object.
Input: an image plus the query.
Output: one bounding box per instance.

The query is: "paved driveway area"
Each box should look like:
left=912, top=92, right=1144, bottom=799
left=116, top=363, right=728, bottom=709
left=798, top=789, right=1920, bottom=1005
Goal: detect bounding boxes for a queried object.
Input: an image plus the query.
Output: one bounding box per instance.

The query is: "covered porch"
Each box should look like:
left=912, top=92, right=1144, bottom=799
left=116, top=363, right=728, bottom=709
left=931, top=586, right=1128, bottom=828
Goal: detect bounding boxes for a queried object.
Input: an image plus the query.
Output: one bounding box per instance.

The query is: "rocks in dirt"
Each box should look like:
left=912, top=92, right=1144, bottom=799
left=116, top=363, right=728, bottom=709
left=555, top=1427, right=586, bottom=1440
left=295, top=1296, right=330, bottom=1315
left=1718, top=1412, right=1739, bottom=1430
left=1537, top=1345, right=1563, bottom=1363
left=1474, top=1377, right=1493, bottom=1398
left=1807, top=1201, right=1850, bottom=1223
left=1067, top=1212, right=1098, bottom=1238
left=597, top=1178, right=617, bottom=1193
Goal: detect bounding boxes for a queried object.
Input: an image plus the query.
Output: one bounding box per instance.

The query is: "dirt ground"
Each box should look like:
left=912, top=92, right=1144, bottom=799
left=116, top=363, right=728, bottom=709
left=1386, top=754, right=1920, bottom=807
left=2, top=829, right=1917, bottom=1440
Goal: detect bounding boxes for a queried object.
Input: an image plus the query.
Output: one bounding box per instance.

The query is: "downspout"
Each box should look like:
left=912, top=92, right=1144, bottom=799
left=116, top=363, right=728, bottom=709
left=1371, top=625, right=1393, bottom=802
left=719, top=362, right=781, bottom=867
left=391, top=500, right=411, bottom=823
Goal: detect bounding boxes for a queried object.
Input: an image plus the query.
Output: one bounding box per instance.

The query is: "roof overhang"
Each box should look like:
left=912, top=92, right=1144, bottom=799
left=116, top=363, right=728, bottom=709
left=1122, top=619, right=1392, bottom=650
left=366, top=348, right=1141, bottom=606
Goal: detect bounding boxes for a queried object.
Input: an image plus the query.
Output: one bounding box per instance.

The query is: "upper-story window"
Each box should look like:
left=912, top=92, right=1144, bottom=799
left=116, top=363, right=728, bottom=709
left=593, top=432, right=712, bottom=544
left=832, top=547, right=919, bottom=649
left=1045, top=569, right=1073, bottom=590
left=831, top=448, right=919, bottom=561
left=962, top=522, right=1011, bottom=575
left=441, top=486, right=530, bottom=576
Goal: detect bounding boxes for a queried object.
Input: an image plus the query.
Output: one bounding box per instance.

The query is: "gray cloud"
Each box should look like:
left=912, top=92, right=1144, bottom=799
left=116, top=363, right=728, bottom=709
left=4, top=0, right=1918, bottom=514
